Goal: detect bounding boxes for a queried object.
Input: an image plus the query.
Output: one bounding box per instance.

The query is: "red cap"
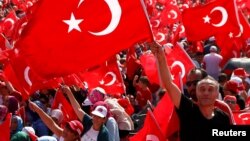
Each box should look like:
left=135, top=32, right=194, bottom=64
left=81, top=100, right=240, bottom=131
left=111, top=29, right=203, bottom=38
left=224, top=80, right=239, bottom=94
left=224, top=95, right=236, bottom=102
left=67, top=120, right=83, bottom=136
left=233, top=68, right=249, bottom=77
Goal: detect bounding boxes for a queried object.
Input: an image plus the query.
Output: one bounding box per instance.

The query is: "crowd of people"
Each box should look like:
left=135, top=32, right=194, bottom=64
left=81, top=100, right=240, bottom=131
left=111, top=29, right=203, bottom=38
left=0, top=0, right=250, bottom=141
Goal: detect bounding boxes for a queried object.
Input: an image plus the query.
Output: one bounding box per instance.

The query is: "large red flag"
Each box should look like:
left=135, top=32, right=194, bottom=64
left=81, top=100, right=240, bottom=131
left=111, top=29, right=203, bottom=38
left=0, top=113, right=11, bottom=141
left=15, top=0, right=153, bottom=79
left=182, top=0, right=241, bottom=41
left=129, top=109, right=166, bottom=141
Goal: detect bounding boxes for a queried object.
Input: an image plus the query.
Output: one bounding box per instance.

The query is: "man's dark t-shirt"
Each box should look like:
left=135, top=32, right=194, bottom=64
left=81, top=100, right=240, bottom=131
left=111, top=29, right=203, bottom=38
left=176, top=94, right=230, bottom=141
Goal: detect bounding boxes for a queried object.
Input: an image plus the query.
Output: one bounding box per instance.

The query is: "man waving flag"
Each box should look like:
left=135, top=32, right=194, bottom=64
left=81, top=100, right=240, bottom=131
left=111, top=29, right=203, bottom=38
left=15, top=0, right=153, bottom=79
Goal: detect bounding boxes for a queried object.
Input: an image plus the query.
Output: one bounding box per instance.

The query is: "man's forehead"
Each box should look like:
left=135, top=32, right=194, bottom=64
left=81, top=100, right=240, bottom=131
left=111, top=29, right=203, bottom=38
left=198, top=80, right=217, bottom=87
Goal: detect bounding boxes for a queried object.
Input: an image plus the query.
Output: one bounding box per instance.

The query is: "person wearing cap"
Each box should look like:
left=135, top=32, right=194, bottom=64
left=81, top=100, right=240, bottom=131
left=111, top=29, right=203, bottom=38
left=29, top=101, right=83, bottom=141
left=223, top=95, right=240, bottom=111
left=230, top=76, right=248, bottom=101
left=92, top=101, right=120, bottom=141
left=61, top=85, right=110, bottom=141
left=231, top=68, right=250, bottom=101
left=223, top=80, right=246, bottom=110
left=150, top=42, right=230, bottom=141
left=49, top=109, right=64, bottom=140
left=202, top=45, right=223, bottom=80
left=50, top=109, right=64, bottom=126
left=22, top=126, right=38, bottom=141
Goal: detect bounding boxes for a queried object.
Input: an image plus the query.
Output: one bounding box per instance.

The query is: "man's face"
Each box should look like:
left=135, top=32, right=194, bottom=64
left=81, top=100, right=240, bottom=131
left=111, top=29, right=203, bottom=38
left=196, top=82, right=218, bottom=107
left=186, top=71, right=203, bottom=101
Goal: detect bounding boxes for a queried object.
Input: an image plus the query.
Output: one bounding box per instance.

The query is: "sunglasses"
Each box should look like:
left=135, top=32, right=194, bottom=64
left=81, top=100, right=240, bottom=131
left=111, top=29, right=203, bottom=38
left=225, top=100, right=236, bottom=104
left=186, top=80, right=200, bottom=87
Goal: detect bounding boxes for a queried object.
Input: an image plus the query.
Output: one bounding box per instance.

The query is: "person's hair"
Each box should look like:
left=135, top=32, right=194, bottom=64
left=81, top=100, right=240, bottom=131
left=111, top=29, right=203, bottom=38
left=197, top=76, right=219, bottom=92
left=187, top=68, right=208, bottom=79
left=218, top=73, right=228, bottom=83
left=139, top=76, right=150, bottom=86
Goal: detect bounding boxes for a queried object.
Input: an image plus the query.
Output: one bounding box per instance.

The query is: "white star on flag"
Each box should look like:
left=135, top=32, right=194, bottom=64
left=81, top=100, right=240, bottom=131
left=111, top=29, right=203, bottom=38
left=228, top=32, right=234, bottom=38
left=203, top=15, right=211, bottom=23
left=63, top=13, right=83, bottom=33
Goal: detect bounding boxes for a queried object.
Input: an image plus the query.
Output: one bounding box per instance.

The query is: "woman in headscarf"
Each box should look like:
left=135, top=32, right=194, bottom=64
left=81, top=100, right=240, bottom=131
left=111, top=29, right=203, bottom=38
left=10, top=115, right=24, bottom=138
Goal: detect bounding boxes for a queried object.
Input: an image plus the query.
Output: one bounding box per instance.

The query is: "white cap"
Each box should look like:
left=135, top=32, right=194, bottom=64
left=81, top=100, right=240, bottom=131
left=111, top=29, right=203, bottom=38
left=22, top=126, right=35, bottom=134
left=91, top=105, right=107, bottom=118
left=50, top=109, right=63, bottom=123
left=210, top=46, right=217, bottom=52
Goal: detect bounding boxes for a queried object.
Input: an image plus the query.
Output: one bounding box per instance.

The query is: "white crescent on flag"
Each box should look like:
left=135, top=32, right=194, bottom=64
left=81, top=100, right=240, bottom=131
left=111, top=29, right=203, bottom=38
left=171, top=61, right=185, bottom=79
left=24, top=66, right=32, bottom=86
left=210, top=6, right=228, bottom=27
left=89, top=0, right=122, bottom=36
left=4, top=18, right=15, bottom=30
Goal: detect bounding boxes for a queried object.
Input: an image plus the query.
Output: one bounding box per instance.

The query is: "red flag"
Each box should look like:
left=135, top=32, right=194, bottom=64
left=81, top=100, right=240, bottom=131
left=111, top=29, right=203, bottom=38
left=140, top=44, right=195, bottom=85
left=51, top=90, right=78, bottom=124
left=63, top=73, right=84, bottom=88
left=0, top=11, right=19, bottom=38
left=160, top=3, right=181, bottom=26
left=0, top=113, right=11, bottom=141
left=233, top=111, right=250, bottom=125
left=238, top=10, right=250, bottom=40
left=16, top=0, right=153, bottom=79
left=3, top=61, right=30, bottom=100
left=129, top=109, right=166, bottom=141
left=3, top=52, right=63, bottom=100
left=126, top=46, right=141, bottom=80
left=182, top=0, right=241, bottom=41
left=78, top=57, right=125, bottom=95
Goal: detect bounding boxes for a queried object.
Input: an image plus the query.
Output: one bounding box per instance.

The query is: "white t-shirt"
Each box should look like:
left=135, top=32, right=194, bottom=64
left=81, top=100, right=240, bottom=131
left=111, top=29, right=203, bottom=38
left=81, top=126, right=99, bottom=141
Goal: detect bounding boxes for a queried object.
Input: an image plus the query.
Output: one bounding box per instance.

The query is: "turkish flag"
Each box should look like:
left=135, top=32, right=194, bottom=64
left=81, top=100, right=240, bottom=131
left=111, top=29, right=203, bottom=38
left=160, top=4, right=181, bottom=26
left=182, top=0, right=241, bottom=41
left=238, top=10, right=250, bottom=40
left=15, top=0, right=153, bottom=79
left=63, top=73, right=84, bottom=88
left=78, top=56, right=125, bottom=96
left=140, top=44, right=195, bottom=85
left=129, top=109, right=166, bottom=141
left=51, top=90, right=78, bottom=125
left=0, top=10, right=19, bottom=38
left=233, top=111, right=250, bottom=125
left=3, top=61, right=30, bottom=100
left=3, top=51, right=63, bottom=100
left=0, top=113, right=11, bottom=141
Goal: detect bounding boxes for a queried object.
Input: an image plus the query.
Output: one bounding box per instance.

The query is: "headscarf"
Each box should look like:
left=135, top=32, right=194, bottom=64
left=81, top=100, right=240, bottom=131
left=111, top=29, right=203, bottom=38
left=11, top=115, right=24, bottom=137
left=11, top=131, right=30, bottom=141
left=6, top=96, right=19, bottom=114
